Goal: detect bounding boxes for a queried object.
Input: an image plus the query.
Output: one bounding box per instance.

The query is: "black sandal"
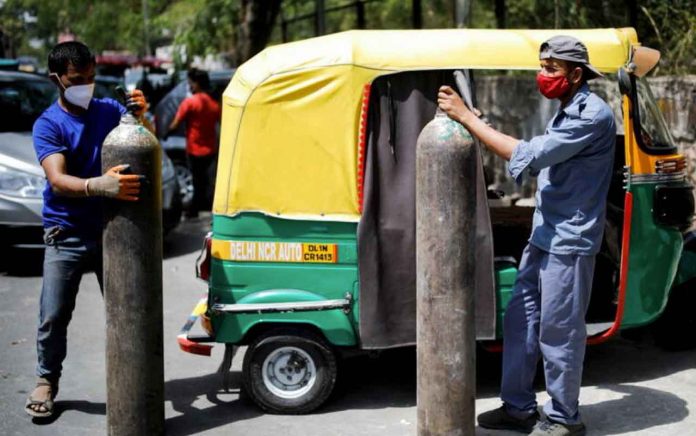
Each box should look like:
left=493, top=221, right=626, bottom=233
left=25, top=378, right=58, bottom=418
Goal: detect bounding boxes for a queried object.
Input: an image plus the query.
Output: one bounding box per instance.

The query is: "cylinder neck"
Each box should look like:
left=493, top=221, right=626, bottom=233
left=120, top=113, right=140, bottom=125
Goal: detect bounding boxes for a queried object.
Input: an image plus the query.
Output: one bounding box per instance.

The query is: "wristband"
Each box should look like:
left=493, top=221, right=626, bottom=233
left=84, top=179, right=91, bottom=196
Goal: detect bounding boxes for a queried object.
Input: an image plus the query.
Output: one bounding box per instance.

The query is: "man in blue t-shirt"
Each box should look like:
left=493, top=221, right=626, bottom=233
left=25, top=41, right=149, bottom=418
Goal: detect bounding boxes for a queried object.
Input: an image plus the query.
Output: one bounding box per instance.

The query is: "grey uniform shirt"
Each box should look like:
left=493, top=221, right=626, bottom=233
left=508, top=83, right=616, bottom=256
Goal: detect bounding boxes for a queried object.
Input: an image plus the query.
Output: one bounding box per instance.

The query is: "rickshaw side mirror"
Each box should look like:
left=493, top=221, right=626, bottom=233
left=617, top=68, right=632, bottom=96
left=627, top=46, right=661, bottom=78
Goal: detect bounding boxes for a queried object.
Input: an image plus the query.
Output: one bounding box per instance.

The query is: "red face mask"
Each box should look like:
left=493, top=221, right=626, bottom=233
left=536, top=72, right=571, bottom=99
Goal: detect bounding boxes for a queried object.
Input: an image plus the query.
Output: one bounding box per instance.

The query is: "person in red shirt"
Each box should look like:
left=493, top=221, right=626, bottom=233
left=167, top=68, right=221, bottom=217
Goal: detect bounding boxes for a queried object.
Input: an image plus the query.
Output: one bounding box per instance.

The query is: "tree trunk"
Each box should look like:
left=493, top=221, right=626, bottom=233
left=495, top=0, right=506, bottom=28
left=356, top=1, right=366, bottom=29
left=0, top=30, right=6, bottom=58
left=624, top=0, right=638, bottom=28
left=236, top=0, right=282, bottom=65
left=412, top=0, right=422, bottom=29
left=315, top=0, right=326, bottom=36
left=453, top=0, right=472, bottom=28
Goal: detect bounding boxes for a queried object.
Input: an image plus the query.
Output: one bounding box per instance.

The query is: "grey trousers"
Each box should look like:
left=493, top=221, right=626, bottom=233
left=501, top=243, right=596, bottom=425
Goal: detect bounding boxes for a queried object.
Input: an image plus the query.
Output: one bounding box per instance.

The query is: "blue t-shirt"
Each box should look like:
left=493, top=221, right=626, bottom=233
left=33, top=98, right=126, bottom=240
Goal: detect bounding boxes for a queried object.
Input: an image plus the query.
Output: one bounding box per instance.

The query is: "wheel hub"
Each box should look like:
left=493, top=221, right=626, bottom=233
left=262, top=346, right=317, bottom=399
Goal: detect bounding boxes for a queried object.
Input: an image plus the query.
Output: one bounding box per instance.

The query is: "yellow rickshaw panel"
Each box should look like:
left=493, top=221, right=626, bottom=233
left=214, top=28, right=639, bottom=220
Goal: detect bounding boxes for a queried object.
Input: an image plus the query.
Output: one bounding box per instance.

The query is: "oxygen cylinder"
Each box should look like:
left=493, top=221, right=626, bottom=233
left=416, top=109, right=476, bottom=435
left=102, top=111, right=164, bottom=436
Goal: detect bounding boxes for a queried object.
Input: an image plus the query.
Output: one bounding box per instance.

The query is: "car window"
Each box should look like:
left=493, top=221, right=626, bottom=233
left=0, top=79, right=57, bottom=132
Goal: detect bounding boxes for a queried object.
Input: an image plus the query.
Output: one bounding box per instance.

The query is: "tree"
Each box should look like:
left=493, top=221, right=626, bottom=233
left=412, top=0, right=422, bottom=29
left=495, top=0, right=506, bottom=28
left=237, top=0, right=282, bottom=63
left=1, top=0, right=693, bottom=74
left=160, top=0, right=282, bottom=66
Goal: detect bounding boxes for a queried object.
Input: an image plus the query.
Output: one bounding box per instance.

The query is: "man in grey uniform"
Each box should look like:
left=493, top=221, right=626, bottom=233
left=438, top=36, right=615, bottom=436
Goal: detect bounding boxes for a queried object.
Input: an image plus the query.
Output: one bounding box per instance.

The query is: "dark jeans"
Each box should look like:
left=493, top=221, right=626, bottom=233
left=188, top=153, right=217, bottom=214
left=36, top=226, right=102, bottom=382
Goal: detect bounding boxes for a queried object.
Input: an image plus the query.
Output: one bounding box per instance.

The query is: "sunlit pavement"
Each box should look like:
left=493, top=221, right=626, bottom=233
left=1, top=215, right=694, bottom=435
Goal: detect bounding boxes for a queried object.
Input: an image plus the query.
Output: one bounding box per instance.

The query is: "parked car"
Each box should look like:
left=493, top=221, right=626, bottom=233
left=0, top=71, right=181, bottom=248
left=153, top=69, right=234, bottom=210
left=94, top=74, right=124, bottom=100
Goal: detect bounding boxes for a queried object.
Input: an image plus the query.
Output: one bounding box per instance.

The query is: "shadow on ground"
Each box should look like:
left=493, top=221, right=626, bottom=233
left=162, top=338, right=693, bottom=435
left=0, top=246, right=44, bottom=277
left=30, top=400, right=106, bottom=426
left=164, top=372, right=261, bottom=436
left=163, top=214, right=211, bottom=260
left=582, top=384, right=689, bottom=435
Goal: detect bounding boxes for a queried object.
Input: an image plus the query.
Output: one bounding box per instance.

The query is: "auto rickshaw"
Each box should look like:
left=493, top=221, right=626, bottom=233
left=177, top=28, right=695, bottom=414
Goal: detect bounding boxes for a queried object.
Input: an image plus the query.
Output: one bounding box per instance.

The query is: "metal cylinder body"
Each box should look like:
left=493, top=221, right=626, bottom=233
left=416, top=111, right=476, bottom=436
left=102, top=114, right=164, bottom=436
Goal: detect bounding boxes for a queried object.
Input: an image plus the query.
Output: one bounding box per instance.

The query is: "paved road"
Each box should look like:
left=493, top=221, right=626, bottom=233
left=1, top=217, right=694, bottom=435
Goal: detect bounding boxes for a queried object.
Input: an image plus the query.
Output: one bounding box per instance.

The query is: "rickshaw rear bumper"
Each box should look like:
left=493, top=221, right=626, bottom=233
left=177, top=333, right=214, bottom=356
left=177, top=296, right=215, bottom=356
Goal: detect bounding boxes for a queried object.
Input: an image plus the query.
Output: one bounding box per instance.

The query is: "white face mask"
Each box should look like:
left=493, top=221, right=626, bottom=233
left=51, top=73, right=95, bottom=109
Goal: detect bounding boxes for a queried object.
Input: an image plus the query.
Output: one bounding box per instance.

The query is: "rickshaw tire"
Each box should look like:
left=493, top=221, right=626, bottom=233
left=242, top=328, right=338, bottom=414
left=654, top=278, right=696, bottom=351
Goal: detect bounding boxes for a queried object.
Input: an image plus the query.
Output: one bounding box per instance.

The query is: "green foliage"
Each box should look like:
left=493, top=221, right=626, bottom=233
left=637, top=0, right=695, bottom=75
left=497, top=0, right=695, bottom=74
left=1, top=0, right=693, bottom=73
left=157, top=0, right=238, bottom=62
left=1, top=0, right=176, bottom=59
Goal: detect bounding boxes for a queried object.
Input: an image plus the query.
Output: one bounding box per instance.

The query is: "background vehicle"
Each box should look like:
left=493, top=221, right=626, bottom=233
left=94, top=75, right=124, bottom=100
left=0, top=59, right=20, bottom=71
left=177, top=28, right=695, bottom=414
left=153, top=69, right=234, bottom=210
left=0, top=70, right=181, bottom=248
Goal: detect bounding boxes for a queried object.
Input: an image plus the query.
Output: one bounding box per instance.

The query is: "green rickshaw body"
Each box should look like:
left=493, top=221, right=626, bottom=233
left=622, top=183, right=684, bottom=328
left=210, top=214, right=360, bottom=346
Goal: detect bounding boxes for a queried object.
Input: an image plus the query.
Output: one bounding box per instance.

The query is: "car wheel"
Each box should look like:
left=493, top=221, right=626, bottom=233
left=162, top=188, right=182, bottom=236
left=242, top=329, right=337, bottom=414
left=654, top=278, right=696, bottom=351
left=174, top=164, right=194, bottom=210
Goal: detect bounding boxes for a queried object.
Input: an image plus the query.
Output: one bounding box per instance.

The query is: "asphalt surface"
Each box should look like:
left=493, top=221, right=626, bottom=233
left=1, top=216, right=694, bottom=436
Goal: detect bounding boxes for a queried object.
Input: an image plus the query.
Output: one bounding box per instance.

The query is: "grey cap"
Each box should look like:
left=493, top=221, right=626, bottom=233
left=539, top=35, right=603, bottom=80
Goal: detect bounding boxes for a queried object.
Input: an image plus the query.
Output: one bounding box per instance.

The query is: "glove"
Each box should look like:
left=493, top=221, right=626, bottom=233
left=87, top=164, right=141, bottom=201
left=127, top=89, right=147, bottom=119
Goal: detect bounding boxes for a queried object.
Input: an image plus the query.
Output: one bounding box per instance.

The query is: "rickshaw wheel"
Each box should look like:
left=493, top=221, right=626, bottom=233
left=654, top=278, right=696, bottom=351
left=242, top=328, right=337, bottom=414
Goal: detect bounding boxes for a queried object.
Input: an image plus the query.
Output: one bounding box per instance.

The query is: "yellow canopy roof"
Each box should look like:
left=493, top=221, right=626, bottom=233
left=214, top=28, right=638, bottom=221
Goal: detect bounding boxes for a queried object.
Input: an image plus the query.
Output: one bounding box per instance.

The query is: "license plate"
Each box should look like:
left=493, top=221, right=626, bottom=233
left=212, top=240, right=338, bottom=263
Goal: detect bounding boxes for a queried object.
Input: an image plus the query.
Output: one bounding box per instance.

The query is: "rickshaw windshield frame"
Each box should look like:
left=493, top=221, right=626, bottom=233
left=630, top=75, right=677, bottom=155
